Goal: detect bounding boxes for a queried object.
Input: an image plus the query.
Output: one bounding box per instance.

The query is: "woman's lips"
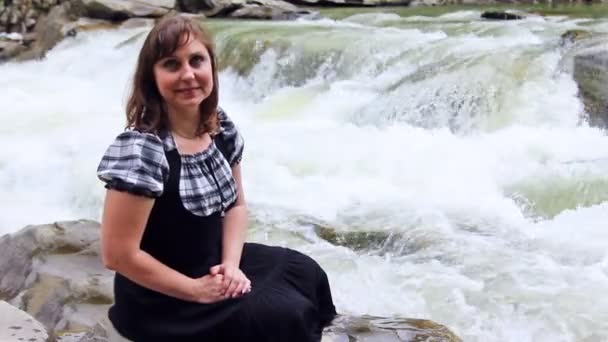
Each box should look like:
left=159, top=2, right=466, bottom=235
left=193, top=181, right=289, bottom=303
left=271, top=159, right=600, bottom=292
left=176, top=87, right=201, bottom=98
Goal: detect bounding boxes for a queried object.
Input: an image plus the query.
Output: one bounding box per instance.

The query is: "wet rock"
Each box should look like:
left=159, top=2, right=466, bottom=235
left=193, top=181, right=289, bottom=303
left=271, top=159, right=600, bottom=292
left=0, top=37, right=27, bottom=61
left=481, top=11, right=524, bottom=20
left=282, top=0, right=410, bottom=6
left=81, top=0, right=175, bottom=20
left=573, top=49, right=608, bottom=127
left=11, top=0, right=86, bottom=61
left=326, top=315, right=463, bottom=342
left=180, top=0, right=311, bottom=19
left=560, top=29, right=593, bottom=46
left=228, top=0, right=305, bottom=20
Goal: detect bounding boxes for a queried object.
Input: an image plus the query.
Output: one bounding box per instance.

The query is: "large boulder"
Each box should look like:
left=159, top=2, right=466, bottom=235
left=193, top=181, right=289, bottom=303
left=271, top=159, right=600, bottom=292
left=0, top=220, right=113, bottom=338
left=282, top=0, right=410, bottom=6
left=81, top=0, right=175, bottom=20
left=481, top=11, right=524, bottom=20
left=0, top=33, right=27, bottom=61
left=0, top=301, right=49, bottom=342
left=7, top=0, right=118, bottom=62
left=179, top=0, right=312, bottom=19
left=573, top=49, right=608, bottom=127
left=228, top=0, right=306, bottom=20
left=324, top=315, right=462, bottom=342
left=0, top=220, right=463, bottom=341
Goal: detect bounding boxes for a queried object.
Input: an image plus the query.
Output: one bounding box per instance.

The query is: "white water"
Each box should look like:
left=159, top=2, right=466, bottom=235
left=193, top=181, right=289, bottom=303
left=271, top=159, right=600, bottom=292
left=2, top=11, right=608, bottom=341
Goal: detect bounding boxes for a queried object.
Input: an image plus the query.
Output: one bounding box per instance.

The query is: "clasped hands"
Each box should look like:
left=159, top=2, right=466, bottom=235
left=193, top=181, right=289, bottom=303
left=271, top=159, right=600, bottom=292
left=191, top=263, right=252, bottom=304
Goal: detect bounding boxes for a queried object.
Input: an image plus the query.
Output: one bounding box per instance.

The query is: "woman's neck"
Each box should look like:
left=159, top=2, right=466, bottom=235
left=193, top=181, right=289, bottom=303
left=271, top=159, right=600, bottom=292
left=167, top=106, right=201, bottom=138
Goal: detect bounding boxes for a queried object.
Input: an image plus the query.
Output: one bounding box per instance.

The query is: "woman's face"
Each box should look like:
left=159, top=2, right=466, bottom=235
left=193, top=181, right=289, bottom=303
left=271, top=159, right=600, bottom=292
left=153, top=34, right=214, bottom=115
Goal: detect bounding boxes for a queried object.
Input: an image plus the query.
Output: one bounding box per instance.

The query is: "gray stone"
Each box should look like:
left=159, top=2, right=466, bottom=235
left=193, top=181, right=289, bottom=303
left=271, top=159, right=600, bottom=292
left=355, top=331, right=401, bottom=341
left=574, top=49, right=608, bottom=127
left=321, top=332, right=349, bottom=342
left=283, top=0, right=410, bottom=6
left=82, top=0, right=172, bottom=19
left=0, top=300, right=49, bottom=342
left=326, top=315, right=463, bottom=342
left=119, top=17, right=155, bottom=29
left=228, top=0, right=303, bottom=20
left=138, top=0, right=176, bottom=8
left=481, top=11, right=524, bottom=20
left=180, top=0, right=217, bottom=12
left=13, top=0, right=87, bottom=61
left=0, top=220, right=113, bottom=336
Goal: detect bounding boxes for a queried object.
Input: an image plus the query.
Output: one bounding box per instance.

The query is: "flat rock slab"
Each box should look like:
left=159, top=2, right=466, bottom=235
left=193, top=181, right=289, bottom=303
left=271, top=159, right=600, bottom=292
left=0, top=300, right=49, bottom=342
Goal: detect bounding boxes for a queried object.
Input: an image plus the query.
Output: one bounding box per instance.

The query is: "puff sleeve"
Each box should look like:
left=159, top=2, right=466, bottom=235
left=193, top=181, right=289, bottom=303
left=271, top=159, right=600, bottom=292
left=97, top=130, right=169, bottom=198
left=216, top=109, right=244, bottom=166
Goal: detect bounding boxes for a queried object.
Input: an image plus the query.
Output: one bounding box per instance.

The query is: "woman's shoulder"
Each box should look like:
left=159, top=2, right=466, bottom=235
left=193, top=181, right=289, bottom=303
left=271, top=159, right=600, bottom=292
left=112, top=129, right=164, bottom=147
left=214, top=108, right=244, bottom=166
left=97, top=129, right=169, bottom=198
left=104, top=129, right=169, bottom=157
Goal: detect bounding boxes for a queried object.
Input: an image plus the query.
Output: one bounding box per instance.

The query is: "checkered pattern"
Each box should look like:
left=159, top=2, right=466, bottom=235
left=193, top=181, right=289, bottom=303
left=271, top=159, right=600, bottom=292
left=97, top=110, right=244, bottom=217
left=216, top=109, right=244, bottom=166
left=97, top=131, right=169, bottom=198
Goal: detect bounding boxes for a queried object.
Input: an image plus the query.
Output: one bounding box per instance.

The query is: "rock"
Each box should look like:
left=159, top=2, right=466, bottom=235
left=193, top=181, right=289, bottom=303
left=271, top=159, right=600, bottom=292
left=12, top=0, right=86, bottom=61
left=560, top=29, right=593, bottom=46
left=82, top=0, right=175, bottom=20
left=0, top=220, right=463, bottom=341
left=228, top=0, right=305, bottom=20
left=0, top=301, right=49, bottom=342
left=180, top=0, right=217, bottom=12
left=481, top=11, right=524, bottom=20
left=326, top=315, right=463, bottom=342
left=180, top=0, right=307, bottom=20
left=141, top=0, right=176, bottom=8
left=0, top=220, right=113, bottom=337
left=198, top=0, right=244, bottom=17
left=573, top=49, right=608, bottom=127
left=118, top=17, right=155, bottom=29
left=282, top=0, right=410, bottom=6
left=312, top=224, right=428, bottom=256
left=0, top=38, right=26, bottom=61
left=62, top=17, right=119, bottom=33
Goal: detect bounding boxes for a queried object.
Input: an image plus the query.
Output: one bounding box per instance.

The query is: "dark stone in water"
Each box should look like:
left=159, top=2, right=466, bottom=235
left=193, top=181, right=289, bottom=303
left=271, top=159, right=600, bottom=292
left=481, top=11, right=523, bottom=20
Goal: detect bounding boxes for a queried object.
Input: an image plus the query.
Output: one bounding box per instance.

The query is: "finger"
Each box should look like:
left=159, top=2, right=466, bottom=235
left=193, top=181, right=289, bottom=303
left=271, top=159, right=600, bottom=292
left=209, top=264, right=223, bottom=276
left=233, top=280, right=246, bottom=298
left=222, top=275, right=235, bottom=295
left=226, top=278, right=241, bottom=298
left=242, top=279, right=252, bottom=294
left=230, top=275, right=246, bottom=297
left=237, top=277, right=251, bottom=296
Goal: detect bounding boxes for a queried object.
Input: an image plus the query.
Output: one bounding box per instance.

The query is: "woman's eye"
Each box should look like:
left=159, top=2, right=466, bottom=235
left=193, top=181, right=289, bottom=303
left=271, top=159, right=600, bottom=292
left=189, top=55, right=205, bottom=68
left=163, top=59, right=179, bottom=70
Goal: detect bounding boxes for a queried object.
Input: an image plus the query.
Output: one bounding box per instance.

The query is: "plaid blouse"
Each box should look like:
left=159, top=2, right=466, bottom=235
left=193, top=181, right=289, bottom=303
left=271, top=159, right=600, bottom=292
left=97, top=109, right=244, bottom=217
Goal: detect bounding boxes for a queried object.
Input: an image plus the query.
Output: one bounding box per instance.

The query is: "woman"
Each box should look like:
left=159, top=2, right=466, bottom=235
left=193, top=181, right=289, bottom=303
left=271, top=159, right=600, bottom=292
left=97, top=15, right=336, bottom=341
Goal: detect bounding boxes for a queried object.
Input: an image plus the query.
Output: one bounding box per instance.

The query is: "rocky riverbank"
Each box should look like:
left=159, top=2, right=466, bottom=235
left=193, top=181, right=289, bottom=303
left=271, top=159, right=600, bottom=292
left=0, top=220, right=463, bottom=341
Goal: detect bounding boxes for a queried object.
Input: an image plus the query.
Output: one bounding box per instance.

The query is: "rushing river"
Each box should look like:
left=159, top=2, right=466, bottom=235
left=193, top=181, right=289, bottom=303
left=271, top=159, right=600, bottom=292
left=1, top=9, right=608, bottom=341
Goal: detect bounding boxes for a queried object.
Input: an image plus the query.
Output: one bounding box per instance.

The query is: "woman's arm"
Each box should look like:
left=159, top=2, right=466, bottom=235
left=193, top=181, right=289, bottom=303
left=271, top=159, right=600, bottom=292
left=215, top=164, right=251, bottom=297
left=101, top=190, right=224, bottom=303
left=221, top=164, right=248, bottom=266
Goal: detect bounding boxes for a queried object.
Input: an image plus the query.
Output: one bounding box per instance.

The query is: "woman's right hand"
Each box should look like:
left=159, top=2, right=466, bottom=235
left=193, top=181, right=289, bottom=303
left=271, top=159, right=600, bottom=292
left=191, top=274, right=226, bottom=303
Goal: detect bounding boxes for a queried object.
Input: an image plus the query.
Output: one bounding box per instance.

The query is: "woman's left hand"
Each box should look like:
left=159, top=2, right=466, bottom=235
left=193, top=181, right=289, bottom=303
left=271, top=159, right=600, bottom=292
left=209, top=263, right=252, bottom=298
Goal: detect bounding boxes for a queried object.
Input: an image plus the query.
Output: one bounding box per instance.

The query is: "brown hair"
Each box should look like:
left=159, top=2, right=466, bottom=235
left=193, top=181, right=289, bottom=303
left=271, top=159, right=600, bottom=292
left=125, top=15, right=219, bottom=135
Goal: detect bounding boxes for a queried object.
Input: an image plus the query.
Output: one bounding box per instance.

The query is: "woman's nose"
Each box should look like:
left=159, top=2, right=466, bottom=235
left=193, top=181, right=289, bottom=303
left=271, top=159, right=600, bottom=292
left=180, top=65, right=195, bottom=80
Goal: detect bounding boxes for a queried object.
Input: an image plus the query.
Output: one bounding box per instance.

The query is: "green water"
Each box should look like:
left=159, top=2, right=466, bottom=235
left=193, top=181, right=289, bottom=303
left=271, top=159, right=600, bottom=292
left=318, top=3, right=608, bottom=19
